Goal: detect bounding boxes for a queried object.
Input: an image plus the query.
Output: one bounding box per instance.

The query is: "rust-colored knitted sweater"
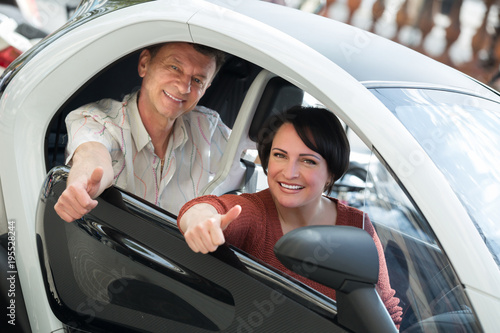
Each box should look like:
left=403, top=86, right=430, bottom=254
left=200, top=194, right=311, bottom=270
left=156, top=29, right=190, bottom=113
left=178, top=189, right=402, bottom=327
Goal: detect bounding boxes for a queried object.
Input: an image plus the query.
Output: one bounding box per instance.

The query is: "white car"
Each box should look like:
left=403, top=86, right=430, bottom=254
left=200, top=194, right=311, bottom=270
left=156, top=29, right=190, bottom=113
left=1, top=0, right=499, bottom=332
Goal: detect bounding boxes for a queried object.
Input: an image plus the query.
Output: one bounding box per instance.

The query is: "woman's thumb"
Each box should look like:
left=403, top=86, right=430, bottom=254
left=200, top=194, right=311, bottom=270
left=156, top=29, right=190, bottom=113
left=220, top=205, right=242, bottom=229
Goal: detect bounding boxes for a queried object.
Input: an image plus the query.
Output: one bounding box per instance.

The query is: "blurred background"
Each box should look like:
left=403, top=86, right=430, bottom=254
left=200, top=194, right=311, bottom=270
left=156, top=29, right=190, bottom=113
left=321, top=0, right=500, bottom=91
left=270, top=0, right=500, bottom=92
left=0, top=0, right=78, bottom=72
left=2, top=0, right=500, bottom=92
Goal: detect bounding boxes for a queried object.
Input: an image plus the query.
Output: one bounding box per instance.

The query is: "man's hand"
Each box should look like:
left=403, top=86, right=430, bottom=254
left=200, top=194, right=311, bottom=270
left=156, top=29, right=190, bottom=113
left=55, top=167, right=104, bottom=222
left=181, top=204, right=242, bottom=253
left=54, top=142, right=113, bottom=222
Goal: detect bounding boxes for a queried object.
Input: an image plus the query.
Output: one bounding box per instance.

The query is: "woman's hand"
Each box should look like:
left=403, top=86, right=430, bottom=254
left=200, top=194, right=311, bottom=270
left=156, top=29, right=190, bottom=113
left=180, top=204, right=242, bottom=253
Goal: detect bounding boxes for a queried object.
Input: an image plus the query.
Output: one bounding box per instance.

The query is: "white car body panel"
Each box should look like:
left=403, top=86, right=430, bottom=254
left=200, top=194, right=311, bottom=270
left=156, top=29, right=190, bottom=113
left=0, top=0, right=499, bottom=331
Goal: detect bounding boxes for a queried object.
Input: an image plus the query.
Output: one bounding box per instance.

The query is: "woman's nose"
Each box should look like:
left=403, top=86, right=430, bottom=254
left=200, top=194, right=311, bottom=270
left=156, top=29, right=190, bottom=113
left=282, top=161, right=299, bottom=179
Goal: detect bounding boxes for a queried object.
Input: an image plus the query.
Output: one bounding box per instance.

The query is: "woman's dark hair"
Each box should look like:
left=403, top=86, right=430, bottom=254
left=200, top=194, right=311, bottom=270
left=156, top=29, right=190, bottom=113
left=256, top=106, right=350, bottom=193
left=146, top=42, right=226, bottom=76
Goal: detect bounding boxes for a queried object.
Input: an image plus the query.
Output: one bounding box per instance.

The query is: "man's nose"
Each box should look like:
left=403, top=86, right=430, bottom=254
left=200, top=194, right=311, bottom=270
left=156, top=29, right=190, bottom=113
left=177, top=75, right=191, bottom=94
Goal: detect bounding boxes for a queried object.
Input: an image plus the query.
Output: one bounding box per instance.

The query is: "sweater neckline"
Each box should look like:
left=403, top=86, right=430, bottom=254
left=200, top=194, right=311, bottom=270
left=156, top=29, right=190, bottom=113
left=262, top=189, right=345, bottom=238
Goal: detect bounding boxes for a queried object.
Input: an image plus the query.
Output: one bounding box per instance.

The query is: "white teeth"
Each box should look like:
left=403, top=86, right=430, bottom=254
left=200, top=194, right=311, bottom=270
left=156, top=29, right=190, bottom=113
left=163, top=91, right=182, bottom=102
left=280, top=183, right=303, bottom=190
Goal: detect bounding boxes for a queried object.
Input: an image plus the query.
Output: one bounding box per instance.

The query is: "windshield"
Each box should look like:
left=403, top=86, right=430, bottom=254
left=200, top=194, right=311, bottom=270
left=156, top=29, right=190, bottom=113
left=371, top=88, right=500, bottom=266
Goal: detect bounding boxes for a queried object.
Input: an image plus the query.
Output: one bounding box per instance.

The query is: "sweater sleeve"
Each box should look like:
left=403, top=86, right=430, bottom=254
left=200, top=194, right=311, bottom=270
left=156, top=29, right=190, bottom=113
left=177, top=194, right=229, bottom=225
left=364, top=215, right=403, bottom=328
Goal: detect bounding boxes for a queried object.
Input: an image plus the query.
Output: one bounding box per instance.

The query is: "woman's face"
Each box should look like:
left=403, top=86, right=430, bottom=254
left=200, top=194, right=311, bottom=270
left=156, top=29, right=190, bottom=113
left=267, top=123, right=330, bottom=210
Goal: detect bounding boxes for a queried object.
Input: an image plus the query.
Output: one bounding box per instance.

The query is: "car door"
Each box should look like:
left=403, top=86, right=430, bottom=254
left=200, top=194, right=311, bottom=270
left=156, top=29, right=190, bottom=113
left=37, top=165, right=351, bottom=332
left=331, top=141, right=483, bottom=332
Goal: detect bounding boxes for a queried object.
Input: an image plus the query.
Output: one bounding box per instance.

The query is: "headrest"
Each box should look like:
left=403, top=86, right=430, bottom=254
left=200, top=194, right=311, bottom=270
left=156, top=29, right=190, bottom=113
left=248, top=76, right=304, bottom=142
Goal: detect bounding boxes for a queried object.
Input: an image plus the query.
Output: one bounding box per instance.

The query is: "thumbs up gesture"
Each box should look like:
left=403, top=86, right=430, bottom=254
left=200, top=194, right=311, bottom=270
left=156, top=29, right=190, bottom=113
left=179, top=203, right=242, bottom=254
left=55, top=167, right=105, bottom=222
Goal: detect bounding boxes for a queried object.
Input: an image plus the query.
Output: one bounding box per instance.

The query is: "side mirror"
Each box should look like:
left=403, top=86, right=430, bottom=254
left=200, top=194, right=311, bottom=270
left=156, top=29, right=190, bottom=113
left=274, top=225, right=397, bottom=333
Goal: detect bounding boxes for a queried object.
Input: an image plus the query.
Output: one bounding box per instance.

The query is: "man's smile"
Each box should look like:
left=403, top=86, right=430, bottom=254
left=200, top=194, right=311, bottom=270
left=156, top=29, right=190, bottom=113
left=163, top=90, right=183, bottom=102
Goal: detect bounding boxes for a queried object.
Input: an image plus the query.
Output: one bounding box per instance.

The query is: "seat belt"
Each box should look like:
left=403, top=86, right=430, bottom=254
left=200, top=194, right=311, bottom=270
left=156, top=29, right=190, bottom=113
left=241, top=159, right=257, bottom=193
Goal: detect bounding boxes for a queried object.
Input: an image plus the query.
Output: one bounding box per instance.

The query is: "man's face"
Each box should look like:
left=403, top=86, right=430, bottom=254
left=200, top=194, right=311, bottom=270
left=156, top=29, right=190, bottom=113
left=137, top=42, right=216, bottom=121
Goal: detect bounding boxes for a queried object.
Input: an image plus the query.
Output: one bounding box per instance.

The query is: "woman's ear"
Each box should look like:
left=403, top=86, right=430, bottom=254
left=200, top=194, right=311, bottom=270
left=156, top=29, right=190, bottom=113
left=324, top=175, right=335, bottom=192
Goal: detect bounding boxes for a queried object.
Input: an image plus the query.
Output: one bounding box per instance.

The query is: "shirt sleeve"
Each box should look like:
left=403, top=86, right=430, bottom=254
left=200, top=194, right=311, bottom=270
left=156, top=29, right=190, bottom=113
left=64, top=103, right=122, bottom=165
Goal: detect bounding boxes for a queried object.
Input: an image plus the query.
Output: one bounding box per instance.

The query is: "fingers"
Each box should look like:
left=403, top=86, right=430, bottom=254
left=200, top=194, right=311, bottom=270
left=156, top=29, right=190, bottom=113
left=184, top=216, right=226, bottom=254
left=54, top=183, right=98, bottom=222
left=55, top=166, right=104, bottom=222
left=184, top=205, right=242, bottom=254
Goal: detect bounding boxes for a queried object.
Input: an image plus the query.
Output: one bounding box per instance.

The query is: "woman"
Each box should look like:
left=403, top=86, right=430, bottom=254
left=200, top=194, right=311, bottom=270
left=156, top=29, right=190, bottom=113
left=178, top=106, right=402, bottom=327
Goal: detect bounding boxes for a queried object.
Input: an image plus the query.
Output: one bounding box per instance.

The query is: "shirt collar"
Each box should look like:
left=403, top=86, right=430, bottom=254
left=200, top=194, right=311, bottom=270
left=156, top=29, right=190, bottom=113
left=128, top=91, right=152, bottom=153
left=171, top=112, right=189, bottom=150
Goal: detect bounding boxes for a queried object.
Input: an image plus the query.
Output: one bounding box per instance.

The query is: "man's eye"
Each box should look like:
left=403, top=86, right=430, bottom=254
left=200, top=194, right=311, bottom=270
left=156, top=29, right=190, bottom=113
left=193, top=78, right=203, bottom=85
left=170, top=65, right=178, bottom=70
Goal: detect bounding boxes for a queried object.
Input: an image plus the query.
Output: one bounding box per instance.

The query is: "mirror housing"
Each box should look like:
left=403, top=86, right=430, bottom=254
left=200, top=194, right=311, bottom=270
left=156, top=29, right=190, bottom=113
left=274, top=225, right=397, bottom=333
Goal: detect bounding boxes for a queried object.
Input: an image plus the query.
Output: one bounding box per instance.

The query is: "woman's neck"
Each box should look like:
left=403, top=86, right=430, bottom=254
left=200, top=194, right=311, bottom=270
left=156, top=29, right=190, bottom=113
left=274, top=195, right=337, bottom=235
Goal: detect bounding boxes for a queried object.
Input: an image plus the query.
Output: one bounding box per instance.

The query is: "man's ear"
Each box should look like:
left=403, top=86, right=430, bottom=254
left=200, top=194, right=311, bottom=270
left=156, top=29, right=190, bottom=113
left=137, top=49, right=151, bottom=78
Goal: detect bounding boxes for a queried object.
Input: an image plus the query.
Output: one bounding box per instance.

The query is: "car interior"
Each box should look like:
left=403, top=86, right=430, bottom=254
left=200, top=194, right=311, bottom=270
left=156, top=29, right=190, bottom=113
left=45, top=50, right=260, bottom=170
left=42, top=45, right=482, bottom=332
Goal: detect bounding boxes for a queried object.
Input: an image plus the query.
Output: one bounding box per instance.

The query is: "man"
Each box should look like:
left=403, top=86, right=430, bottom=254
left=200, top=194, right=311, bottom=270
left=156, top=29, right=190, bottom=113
left=54, top=42, right=229, bottom=221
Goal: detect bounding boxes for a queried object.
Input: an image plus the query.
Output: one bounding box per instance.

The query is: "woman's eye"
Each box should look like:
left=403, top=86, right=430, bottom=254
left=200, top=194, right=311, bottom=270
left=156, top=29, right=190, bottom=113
left=273, top=152, right=285, bottom=158
left=303, top=159, right=316, bottom=165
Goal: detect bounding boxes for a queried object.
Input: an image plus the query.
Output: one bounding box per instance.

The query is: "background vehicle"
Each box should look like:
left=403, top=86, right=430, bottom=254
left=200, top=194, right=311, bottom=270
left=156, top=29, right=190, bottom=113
left=0, top=3, right=47, bottom=72
left=1, top=0, right=499, bottom=332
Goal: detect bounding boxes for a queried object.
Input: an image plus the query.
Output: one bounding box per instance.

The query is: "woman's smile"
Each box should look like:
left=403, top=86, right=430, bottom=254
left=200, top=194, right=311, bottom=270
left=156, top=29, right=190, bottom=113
left=279, top=182, right=304, bottom=191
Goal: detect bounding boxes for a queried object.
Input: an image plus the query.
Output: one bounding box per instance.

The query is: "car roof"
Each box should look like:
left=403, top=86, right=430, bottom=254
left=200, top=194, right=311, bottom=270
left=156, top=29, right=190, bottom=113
left=209, top=0, right=499, bottom=99
left=1, top=0, right=498, bottom=101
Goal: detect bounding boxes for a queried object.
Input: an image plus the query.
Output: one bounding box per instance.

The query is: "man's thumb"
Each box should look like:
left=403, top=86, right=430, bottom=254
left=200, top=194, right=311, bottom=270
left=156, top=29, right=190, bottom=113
left=87, top=167, right=104, bottom=193
left=220, top=205, right=241, bottom=230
